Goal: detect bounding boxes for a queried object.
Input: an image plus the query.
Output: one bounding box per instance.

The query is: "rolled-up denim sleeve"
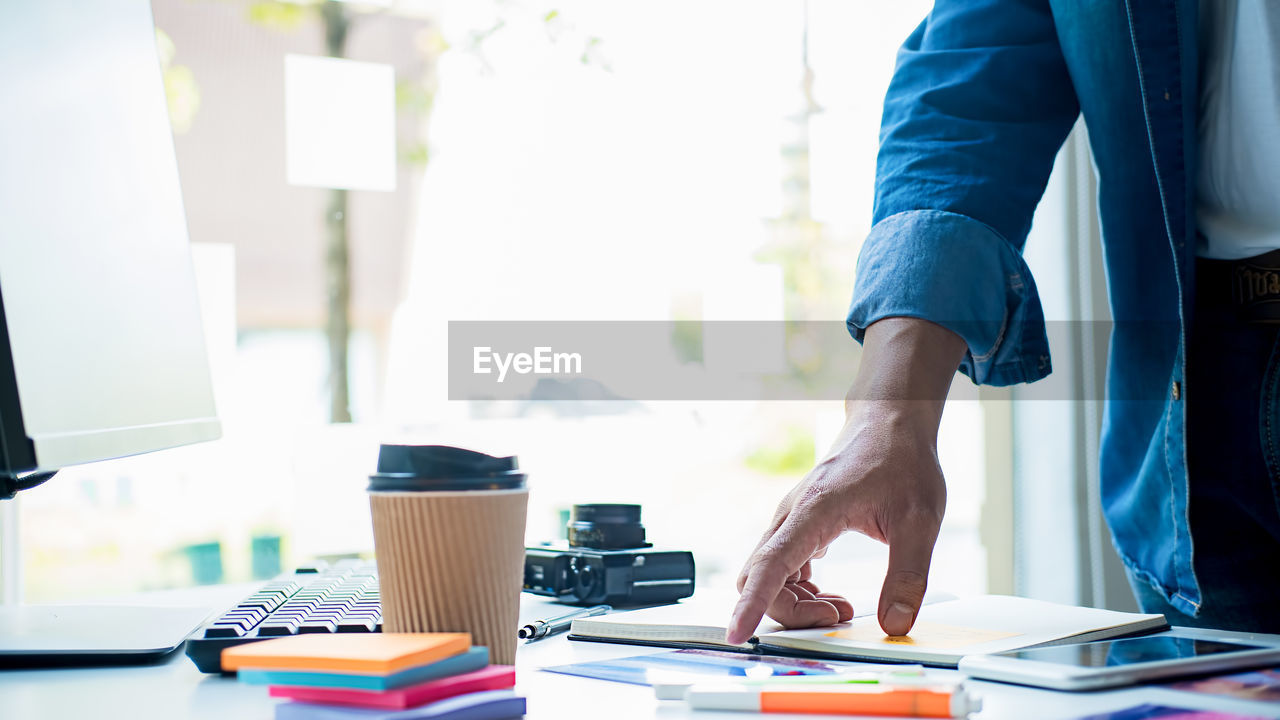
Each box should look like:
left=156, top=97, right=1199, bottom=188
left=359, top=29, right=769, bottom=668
left=848, top=209, right=1050, bottom=386
left=847, top=0, right=1079, bottom=386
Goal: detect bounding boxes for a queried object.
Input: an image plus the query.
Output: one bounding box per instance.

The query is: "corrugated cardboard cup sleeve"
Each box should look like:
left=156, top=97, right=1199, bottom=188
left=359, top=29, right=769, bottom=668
left=369, top=488, right=529, bottom=665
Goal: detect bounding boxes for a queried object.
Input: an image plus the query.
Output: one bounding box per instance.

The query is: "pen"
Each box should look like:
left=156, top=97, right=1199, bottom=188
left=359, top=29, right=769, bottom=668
left=683, top=684, right=982, bottom=718
left=518, top=605, right=611, bottom=641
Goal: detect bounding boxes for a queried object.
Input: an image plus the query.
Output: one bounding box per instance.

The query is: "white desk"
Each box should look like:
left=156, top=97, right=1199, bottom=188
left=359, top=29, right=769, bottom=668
left=2, top=587, right=1279, bottom=720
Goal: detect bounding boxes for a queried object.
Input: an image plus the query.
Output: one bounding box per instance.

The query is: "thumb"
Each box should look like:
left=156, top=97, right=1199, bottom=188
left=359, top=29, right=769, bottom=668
left=877, top=520, right=937, bottom=636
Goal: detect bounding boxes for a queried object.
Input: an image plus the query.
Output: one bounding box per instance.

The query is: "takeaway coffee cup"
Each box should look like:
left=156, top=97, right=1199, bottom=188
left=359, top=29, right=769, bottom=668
left=368, top=444, right=528, bottom=665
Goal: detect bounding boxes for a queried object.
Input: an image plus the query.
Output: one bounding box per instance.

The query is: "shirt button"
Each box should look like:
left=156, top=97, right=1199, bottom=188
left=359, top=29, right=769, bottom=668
left=1171, top=381, right=1181, bottom=401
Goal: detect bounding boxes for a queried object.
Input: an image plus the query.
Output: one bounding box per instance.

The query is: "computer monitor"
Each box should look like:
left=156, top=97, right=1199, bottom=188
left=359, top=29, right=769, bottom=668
left=0, top=0, right=221, bottom=499
left=0, top=0, right=224, bottom=665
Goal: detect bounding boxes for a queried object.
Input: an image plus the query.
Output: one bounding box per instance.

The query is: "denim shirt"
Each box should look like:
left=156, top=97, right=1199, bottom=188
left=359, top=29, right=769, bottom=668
left=846, top=0, right=1203, bottom=614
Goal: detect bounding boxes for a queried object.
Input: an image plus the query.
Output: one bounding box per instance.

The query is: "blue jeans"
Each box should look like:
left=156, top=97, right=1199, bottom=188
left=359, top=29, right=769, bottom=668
left=1126, top=262, right=1280, bottom=632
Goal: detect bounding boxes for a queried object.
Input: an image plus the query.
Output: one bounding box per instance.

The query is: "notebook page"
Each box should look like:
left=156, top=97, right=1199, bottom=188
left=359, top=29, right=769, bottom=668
left=762, top=595, right=1165, bottom=659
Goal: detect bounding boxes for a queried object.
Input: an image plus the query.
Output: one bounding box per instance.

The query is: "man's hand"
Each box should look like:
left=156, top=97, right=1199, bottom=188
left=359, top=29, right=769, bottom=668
left=726, top=318, right=966, bottom=645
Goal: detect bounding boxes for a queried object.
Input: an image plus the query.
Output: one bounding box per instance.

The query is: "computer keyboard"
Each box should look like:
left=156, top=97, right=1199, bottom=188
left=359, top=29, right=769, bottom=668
left=185, top=560, right=382, bottom=673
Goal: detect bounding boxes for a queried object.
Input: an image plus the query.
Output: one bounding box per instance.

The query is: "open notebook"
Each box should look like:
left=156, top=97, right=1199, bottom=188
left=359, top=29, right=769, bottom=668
left=568, top=595, right=1167, bottom=667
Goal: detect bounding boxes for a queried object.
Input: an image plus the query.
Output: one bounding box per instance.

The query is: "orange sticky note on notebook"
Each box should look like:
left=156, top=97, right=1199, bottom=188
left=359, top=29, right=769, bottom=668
left=221, top=633, right=471, bottom=675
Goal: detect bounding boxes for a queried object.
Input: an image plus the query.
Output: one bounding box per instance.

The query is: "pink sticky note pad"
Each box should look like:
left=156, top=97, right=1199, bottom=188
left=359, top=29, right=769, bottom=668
left=269, top=665, right=515, bottom=710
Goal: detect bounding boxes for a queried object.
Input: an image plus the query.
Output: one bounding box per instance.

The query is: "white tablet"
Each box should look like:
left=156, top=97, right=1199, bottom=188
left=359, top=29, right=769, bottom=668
left=958, top=631, right=1280, bottom=691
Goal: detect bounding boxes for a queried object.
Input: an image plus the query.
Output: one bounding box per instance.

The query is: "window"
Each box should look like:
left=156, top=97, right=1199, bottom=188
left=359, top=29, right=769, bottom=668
left=14, top=1, right=1001, bottom=610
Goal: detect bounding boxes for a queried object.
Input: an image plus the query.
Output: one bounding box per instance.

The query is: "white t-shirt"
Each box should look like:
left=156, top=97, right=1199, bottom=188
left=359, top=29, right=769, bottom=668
left=1196, top=0, right=1280, bottom=260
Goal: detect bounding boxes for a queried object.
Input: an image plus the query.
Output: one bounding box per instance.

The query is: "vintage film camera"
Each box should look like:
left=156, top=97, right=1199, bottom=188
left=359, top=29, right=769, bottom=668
left=523, top=504, right=695, bottom=606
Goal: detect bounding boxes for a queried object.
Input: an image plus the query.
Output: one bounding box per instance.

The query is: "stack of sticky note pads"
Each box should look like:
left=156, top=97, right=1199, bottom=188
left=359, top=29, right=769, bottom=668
left=222, top=633, right=523, bottom=720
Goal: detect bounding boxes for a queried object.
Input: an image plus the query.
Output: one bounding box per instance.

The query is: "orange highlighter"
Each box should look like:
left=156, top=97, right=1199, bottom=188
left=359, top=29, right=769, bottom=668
left=684, top=683, right=982, bottom=718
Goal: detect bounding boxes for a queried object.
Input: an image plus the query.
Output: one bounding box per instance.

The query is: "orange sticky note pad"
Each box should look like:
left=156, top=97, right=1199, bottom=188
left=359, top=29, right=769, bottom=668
left=221, top=633, right=471, bottom=675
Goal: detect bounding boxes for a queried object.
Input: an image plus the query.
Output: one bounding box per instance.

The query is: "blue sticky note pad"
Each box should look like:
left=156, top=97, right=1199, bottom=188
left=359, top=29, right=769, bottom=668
left=240, top=647, right=489, bottom=691
left=275, top=690, right=525, bottom=720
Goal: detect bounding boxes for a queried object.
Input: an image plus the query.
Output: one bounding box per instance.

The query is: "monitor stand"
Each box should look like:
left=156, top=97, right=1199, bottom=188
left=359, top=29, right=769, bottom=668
left=0, top=604, right=213, bottom=668
left=0, top=483, right=214, bottom=668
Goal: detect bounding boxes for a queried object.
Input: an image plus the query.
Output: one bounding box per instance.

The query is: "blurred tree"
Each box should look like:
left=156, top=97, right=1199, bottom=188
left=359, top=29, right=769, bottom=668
left=246, top=0, right=442, bottom=422
left=756, top=0, right=853, bottom=395
left=240, top=0, right=599, bottom=422
left=320, top=0, right=353, bottom=423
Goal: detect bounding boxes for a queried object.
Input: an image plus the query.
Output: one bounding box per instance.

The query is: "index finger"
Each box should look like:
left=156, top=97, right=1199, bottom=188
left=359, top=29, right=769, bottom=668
left=737, top=489, right=803, bottom=592
left=727, top=524, right=811, bottom=644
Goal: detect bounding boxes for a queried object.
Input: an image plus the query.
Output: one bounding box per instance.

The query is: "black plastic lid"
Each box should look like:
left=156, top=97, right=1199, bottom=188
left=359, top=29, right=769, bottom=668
left=368, top=445, right=525, bottom=492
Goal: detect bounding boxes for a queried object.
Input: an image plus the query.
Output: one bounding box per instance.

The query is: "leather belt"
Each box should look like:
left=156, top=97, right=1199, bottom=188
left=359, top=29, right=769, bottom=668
left=1196, top=248, right=1280, bottom=323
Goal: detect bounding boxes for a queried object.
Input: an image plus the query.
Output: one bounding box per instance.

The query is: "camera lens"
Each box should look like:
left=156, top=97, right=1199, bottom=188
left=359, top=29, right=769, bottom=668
left=567, top=503, right=652, bottom=550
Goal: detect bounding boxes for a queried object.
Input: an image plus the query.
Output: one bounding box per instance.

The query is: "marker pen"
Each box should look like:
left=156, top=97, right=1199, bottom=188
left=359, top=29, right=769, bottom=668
left=684, top=684, right=982, bottom=718
left=651, top=669, right=936, bottom=701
